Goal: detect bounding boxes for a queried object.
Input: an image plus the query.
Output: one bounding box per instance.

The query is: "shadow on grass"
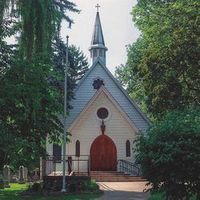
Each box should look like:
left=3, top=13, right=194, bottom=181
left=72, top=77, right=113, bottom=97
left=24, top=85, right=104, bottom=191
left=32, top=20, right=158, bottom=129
left=97, top=190, right=149, bottom=200
left=0, top=183, right=102, bottom=200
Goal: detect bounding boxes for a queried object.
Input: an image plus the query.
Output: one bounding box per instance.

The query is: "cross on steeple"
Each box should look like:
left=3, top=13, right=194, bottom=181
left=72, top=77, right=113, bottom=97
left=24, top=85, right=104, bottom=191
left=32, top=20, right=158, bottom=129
left=89, top=4, right=108, bottom=65
left=95, top=4, right=100, bottom=12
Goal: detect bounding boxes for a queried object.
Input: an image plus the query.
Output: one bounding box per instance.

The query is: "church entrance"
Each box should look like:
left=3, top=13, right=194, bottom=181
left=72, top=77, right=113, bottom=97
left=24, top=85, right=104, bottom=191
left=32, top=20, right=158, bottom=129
left=90, top=134, right=117, bottom=171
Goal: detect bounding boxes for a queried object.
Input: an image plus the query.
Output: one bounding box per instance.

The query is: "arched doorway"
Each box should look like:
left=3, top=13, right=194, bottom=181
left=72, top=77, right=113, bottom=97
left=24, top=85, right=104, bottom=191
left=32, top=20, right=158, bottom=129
left=90, top=134, right=117, bottom=171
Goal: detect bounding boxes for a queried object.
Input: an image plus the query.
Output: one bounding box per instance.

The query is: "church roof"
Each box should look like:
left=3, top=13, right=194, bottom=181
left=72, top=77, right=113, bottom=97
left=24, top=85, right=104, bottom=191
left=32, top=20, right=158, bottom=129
left=66, top=58, right=150, bottom=133
left=91, top=12, right=105, bottom=46
left=68, top=86, right=139, bottom=133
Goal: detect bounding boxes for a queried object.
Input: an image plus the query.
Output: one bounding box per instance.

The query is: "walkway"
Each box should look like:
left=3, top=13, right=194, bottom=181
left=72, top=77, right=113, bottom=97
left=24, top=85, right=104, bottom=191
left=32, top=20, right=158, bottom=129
left=97, top=182, right=149, bottom=200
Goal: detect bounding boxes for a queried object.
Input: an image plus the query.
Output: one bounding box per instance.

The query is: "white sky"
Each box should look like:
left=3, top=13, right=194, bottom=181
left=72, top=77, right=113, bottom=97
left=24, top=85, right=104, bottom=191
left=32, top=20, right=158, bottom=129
left=61, top=0, right=140, bottom=74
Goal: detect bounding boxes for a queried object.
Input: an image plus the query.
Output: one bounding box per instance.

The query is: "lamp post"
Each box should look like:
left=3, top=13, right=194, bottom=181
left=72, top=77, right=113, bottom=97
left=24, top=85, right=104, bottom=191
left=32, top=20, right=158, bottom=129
left=61, top=36, right=69, bottom=192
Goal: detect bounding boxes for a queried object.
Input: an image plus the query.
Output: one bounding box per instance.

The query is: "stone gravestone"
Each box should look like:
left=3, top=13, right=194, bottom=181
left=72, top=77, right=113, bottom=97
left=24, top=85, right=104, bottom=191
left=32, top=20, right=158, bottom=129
left=24, top=167, right=28, bottom=182
left=18, top=166, right=25, bottom=184
left=32, top=168, right=39, bottom=181
left=3, top=165, right=10, bottom=188
left=39, top=157, right=44, bottom=180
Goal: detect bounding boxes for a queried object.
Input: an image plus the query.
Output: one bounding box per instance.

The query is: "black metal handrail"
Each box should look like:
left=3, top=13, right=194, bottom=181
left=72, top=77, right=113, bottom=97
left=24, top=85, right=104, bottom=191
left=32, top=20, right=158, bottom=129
left=118, top=159, right=141, bottom=176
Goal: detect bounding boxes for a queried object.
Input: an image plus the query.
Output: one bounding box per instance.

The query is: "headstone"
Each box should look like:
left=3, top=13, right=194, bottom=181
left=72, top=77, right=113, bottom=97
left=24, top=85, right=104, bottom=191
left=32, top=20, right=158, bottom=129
left=39, top=157, right=43, bottom=180
left=3, top=165, right=10, bottom=188
left=24, top=167, right=28, bottom=182
left=32, top=168, right=39, bottom=181
left=18, top=166, right=25, bottom=184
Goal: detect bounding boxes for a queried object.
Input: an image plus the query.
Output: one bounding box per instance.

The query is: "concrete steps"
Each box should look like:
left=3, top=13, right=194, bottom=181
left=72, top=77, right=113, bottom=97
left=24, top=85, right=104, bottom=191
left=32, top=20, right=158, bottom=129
left=74, top=172, right=88, bottom=176
left=90, top=171, right=146, bottom=182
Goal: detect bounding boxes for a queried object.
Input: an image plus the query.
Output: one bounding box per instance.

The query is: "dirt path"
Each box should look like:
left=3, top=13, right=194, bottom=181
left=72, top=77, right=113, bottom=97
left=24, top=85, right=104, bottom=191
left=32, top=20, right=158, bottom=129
left=97, top=182, right=149, bottom=200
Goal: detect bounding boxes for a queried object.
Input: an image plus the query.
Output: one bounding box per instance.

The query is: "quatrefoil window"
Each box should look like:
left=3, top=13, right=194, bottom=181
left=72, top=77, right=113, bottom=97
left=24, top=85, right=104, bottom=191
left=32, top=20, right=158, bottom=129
left=93, top=78, right=104, bottom=90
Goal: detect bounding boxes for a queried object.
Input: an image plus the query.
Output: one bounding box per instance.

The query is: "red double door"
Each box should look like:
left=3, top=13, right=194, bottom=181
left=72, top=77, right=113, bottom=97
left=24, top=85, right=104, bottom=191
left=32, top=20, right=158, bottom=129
left=90, top=134, right=117, bottom=171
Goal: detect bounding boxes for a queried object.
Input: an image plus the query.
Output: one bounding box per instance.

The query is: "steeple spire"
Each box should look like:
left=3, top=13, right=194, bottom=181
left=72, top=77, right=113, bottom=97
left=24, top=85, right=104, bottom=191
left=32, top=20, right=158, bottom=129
left=89, top=5, right=107, bottom=65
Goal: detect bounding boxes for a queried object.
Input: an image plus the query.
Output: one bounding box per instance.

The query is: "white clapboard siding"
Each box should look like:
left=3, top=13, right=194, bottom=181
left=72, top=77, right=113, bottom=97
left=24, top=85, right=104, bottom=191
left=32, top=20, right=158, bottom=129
left=67, top=89, right=138, bottom=164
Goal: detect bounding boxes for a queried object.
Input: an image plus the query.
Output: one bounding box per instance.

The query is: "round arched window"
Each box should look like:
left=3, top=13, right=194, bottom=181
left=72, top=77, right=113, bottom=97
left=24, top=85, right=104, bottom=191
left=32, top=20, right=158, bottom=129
left=97, top=107, right=109, bottom=120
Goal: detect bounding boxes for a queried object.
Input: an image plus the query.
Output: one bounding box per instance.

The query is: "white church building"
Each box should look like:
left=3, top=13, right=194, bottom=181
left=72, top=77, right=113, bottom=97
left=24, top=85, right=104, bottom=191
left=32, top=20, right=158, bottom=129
left=46, top=9, right=150, bottom=176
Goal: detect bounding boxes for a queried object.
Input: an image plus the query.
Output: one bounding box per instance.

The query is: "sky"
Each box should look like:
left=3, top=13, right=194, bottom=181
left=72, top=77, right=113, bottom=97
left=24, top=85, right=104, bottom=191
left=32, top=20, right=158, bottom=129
left=61, top=0, right=140, bottom=74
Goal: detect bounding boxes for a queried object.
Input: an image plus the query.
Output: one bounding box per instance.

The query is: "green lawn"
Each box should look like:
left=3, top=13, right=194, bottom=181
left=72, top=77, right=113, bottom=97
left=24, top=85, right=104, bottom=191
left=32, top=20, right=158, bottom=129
left=148, top=191, right=197, bottom=200
left=0, top=183, right=101, bottom=200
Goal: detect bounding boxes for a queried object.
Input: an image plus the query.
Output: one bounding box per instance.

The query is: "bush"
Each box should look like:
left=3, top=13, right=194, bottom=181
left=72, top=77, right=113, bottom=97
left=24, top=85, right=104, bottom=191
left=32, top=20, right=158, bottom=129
left=148, top=191, right=166, bottom=200
left=149, top=191, right=197, bottom=200
left=84, top=180, right=99, bottom=192
left=136, top=107, right=200, bottom=199
left=28, top=182, right=43, bottom=193
left=68, top=179, right=99, bottom=193
left=0, top=175, right=4, bottom=189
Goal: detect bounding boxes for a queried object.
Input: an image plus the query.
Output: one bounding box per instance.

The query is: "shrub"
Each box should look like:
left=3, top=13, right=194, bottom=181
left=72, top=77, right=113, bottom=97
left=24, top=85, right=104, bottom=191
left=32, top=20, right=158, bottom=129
left=84, top=180, right=99, bottom=192
left=28, top=182, right=43, bottom=192
left=136, top=107, right=200, bottom=199
left=149, top=191, right=197, bottom=200
left=148, top=191, right=166, bottom=200
left=0, top=174, right=4, bottom=189
left=68, top=179, right=99, bottom=193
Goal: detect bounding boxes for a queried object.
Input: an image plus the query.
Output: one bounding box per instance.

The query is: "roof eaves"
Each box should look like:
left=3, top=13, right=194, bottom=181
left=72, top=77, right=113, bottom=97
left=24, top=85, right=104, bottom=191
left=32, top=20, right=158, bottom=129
left=74, top=57, right=106, bottom=92
left=68, top=86, right=139, bottom=134
left=102, top=66, right=151, bottom=126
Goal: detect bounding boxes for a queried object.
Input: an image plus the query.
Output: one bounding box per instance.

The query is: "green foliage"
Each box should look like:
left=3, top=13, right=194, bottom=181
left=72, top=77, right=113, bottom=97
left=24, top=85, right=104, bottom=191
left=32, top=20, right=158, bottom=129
left=0, top=59, right=62, bottom=170
left=66, top=180, right=99, bottom=193
left=116, top=0, right=200, bottom=118
left=1, top=0, right=79, bottom=61
left=148, top=191, right=166, bottom=200
left=0, top=43, right=88, bottom=170
left=149, top=191, right=198, bottom=200
left=52, top=37, right=89, bottom=107
left=28, top=182, right=43, bottom=193
left=83, top=180, right=99, bottom=192
left=0, top=1, right=17, bottom=75
left=115, top=38, right=150, bottom=118
left=136, top=106, right=200, bottom=199
left=0, top=175, right=4, bottom=189
left=0, top=0, right=88, bottom=171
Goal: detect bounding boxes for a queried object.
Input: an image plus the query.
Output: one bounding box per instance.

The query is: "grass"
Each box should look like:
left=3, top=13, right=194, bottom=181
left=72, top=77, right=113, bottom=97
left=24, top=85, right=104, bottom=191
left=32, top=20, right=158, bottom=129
left=148, top=191, right=197, bottom=200
left=148, top=191, right=166, bottom=200
left=0, top=183, right=102, bottom=200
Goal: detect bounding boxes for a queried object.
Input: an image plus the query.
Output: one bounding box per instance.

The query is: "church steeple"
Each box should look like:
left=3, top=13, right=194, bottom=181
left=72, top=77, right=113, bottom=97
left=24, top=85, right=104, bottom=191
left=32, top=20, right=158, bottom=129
left=89, top=4, right=108, bottom=65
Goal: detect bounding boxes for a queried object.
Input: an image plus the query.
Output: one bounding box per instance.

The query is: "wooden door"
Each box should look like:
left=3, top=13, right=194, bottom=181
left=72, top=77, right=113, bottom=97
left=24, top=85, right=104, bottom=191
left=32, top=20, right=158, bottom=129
left=90, top=135, right=117, bottom=171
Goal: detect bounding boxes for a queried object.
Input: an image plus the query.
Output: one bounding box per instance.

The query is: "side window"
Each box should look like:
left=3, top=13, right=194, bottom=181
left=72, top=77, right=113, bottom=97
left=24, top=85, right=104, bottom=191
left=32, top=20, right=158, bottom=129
left=75, top=140, right=80, bottom=157
left=53, top=144, right=61, bottom=162
left=126, top=140, right=131, bottom=157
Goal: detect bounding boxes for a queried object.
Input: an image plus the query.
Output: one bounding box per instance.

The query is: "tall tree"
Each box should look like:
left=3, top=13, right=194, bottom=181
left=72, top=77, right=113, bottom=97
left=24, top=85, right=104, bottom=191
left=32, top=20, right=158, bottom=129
left=135, top=106, right=200, bottom=199
left=1, top=0, right=79, bottom=61
left=116, top=0, right=200, bottom=118
left=0, top=58, right=63, bottom=169
left=52, top=37, right=89, bottom=108
left=0, top=43, right=89, bottom=170
left=115, top=38, right=149, bottom=117
left=0, top=1, right=83, bottom=170
left=0, top=0, right=18, bottom=75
